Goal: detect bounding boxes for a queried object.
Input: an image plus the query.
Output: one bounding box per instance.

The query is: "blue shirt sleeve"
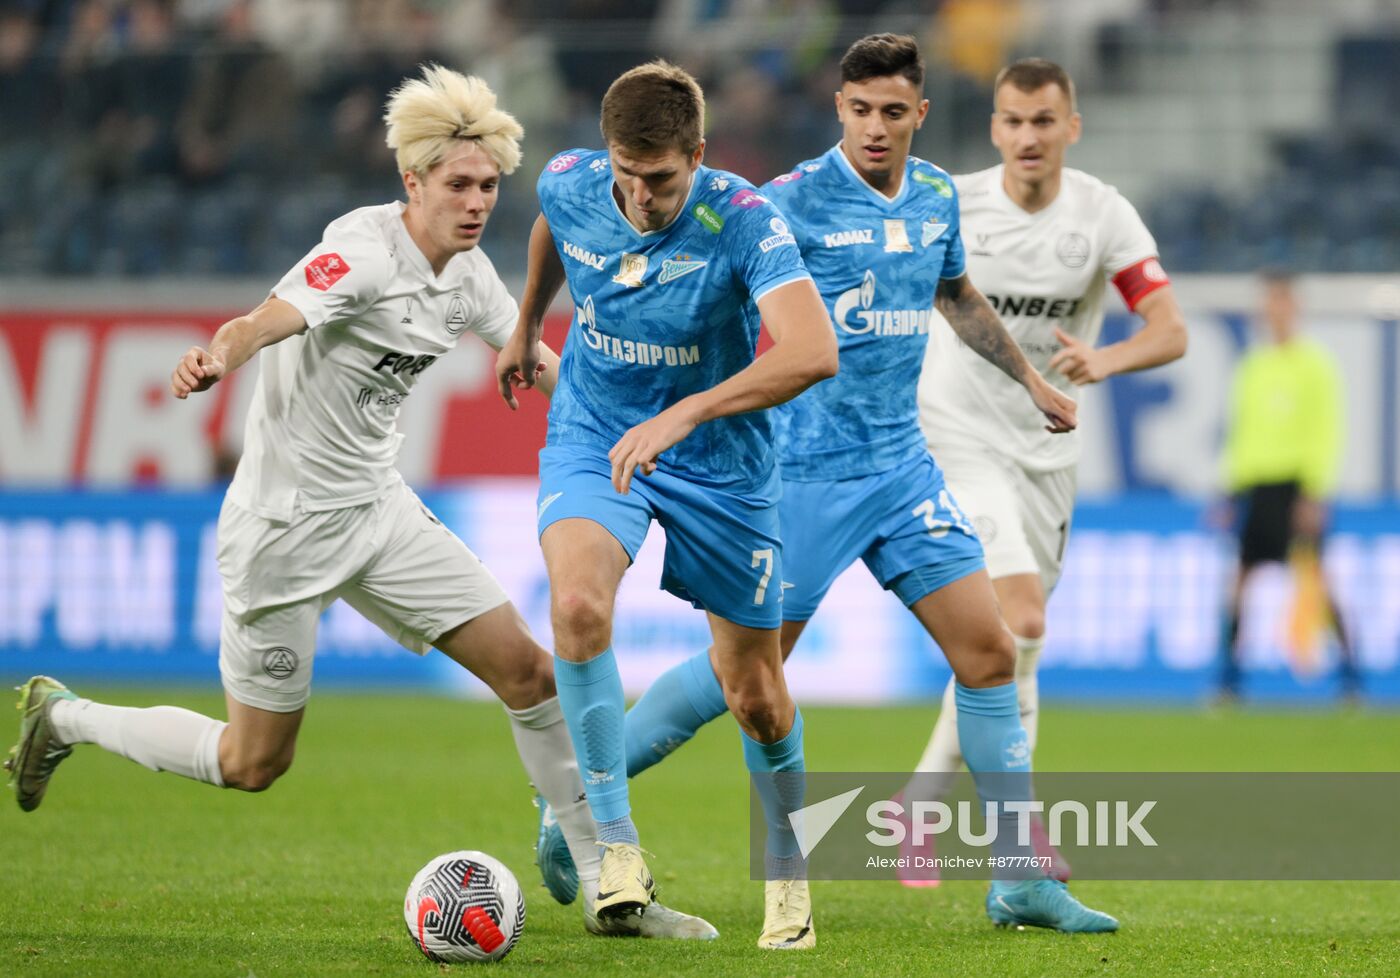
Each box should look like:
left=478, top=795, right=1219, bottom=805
left=535, top=148, right=592, bottom=228
left=728, top=194, right=811, bottom=302
left=940, top=183, right=967, bottom=280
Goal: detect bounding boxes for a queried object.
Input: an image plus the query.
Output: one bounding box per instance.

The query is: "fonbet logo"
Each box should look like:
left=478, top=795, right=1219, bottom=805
left=785, top=784, right=1158, bottom=860
left=832, top=270, right=936, bottom=337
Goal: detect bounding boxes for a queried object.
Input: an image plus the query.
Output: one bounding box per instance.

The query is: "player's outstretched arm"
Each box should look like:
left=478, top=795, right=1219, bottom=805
left=497, top=213, right=565, bottom=409
left=169, top=297, right=307, bottom=398
left=485, top=335, right=561, bottom=400
left=1049, top=286, right=1188, bottom=385
left=608, top=278, right=838, bottom=493
left=935, top=273, right=1076, bottom=433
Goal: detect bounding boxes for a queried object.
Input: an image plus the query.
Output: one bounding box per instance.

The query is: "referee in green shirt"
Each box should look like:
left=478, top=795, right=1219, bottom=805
left=1219, top=269, right=1359, bottom=699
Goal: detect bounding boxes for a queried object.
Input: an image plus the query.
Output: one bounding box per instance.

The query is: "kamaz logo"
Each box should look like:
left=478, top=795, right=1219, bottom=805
left=562, top=240, right=606, bottom=270
left=832, top=270, right=935, bottom=337
left=823, top=229, right=875, bottom=248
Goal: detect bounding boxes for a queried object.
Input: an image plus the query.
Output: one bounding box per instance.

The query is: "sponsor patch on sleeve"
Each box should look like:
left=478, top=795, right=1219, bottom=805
left=547, top=153, right=582, bottom=173
left=304, top=253, right=350, bottom=292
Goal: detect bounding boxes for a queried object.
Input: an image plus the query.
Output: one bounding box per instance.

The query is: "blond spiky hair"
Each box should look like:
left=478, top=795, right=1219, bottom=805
left=384, top=64, right=524, bottom=177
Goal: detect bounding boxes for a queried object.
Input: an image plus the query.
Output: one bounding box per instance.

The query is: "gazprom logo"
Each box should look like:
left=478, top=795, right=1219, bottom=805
left=832, top=269, right=878, bottom=334
left=577, top=293, right=700, bottom=367
left=832, top=269, right=935, bottom=337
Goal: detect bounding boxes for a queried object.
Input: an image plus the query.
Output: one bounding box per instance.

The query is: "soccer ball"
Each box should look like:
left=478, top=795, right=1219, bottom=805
left=403, top=851, right=526, bottom=963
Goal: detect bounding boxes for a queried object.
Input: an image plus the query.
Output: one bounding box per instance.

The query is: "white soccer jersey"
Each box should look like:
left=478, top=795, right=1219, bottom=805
left=227, top=202, right=518, bottom=521
left=919, top=165, right=1168, bottom=472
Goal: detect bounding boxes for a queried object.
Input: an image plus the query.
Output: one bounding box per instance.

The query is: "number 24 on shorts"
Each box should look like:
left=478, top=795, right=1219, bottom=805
left=914, top=491, right=973, bottom=538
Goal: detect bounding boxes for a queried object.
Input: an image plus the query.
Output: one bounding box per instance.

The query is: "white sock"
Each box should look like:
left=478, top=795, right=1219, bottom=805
left=505, top=696, right=602, bottom=900
left=1013, top=633, right=1044, bottom=751
left=908, top=678, right=962, bottom=800
left=48, top=698, right=225, bottom=786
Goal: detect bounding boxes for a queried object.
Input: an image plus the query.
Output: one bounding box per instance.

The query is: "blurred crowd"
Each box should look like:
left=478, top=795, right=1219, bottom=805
left=1, top=0, right=1397, bottom=277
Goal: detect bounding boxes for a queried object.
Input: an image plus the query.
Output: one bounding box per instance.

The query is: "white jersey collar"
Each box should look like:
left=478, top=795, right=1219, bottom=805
left=992, top=163, right=1065, bottom=219
left=395, top=201, right=462, bottom=284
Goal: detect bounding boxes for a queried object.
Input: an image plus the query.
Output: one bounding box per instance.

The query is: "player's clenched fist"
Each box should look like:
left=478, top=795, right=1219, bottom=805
left=1028, top=375, right=1078, bottom=434
left=170, top=346, right=226, bottom=398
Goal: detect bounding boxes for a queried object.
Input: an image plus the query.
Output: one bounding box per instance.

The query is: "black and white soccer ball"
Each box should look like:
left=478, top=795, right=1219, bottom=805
left=403, top=851, right=525, bottom=963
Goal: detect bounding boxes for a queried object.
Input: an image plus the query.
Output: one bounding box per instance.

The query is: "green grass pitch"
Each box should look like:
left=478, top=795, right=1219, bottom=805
left=3, top=690, right=1399, bottom=977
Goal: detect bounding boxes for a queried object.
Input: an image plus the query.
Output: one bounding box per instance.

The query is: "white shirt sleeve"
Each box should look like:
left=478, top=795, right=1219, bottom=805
left=466, top=254, right=520, bottom=350
left=1101, top=191, right=1160, bottom=275
left=271, top=230, right=393, bottom=330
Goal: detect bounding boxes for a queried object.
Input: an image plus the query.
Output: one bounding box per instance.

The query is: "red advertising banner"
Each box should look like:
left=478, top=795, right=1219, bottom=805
left=0, top=309, right=571, bottom=485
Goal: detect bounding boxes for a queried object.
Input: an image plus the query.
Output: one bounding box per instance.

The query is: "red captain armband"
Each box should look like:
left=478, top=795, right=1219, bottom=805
left=1111, top=256, right=1170, bottom=311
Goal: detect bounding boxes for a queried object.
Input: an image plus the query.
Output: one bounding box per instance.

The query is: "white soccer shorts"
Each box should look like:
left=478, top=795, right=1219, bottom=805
left=215, top=480, right=509, bottom=713
left=929, top=443, right=1078, bottom=595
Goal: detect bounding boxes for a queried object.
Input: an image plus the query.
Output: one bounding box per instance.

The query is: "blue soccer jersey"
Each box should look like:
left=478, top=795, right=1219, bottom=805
left=764, top=146, right=966, bottom=482
left=538, top=149, right=811, bottom=493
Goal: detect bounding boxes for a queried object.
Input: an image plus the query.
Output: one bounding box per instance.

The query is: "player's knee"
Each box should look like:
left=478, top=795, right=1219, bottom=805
left=222, top=750, right=294, bottom=792
left=496, top=647, right=556, bottom=710
left=962, top=629, right=1016, bottom=687
left=1007, top=608, right=1045, bottom=640
left=550, top=588, right=612, bottom=647
left=728, top=689, right=785, bottom=742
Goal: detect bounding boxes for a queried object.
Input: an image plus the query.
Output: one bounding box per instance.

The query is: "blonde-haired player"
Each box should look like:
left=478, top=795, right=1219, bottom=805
left=5, top=64, right=714, bottom=941
left=908, top=58, right=1188, bottom=878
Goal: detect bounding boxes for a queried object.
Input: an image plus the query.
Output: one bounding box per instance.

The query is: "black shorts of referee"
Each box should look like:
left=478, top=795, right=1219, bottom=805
left=1235, top=480, right=1307, bottom=568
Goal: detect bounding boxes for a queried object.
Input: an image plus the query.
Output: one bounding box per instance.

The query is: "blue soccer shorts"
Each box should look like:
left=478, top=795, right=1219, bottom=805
left=779, top=452, right=984, bottom=621
left=536, top=445, right=784, bottom=630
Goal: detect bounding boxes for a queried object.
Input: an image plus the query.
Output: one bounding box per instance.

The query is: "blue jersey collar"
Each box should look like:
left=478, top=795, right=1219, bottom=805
left=610, top=166, right=702, bottom=241
left=830, top=144, right=910, bottom=208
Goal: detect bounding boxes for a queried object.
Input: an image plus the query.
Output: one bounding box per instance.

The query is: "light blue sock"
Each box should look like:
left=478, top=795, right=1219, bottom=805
left=554, top=648, right=633, bottom=835
left=741, top=708, right=806, bottom=878
left=954, top=682, right=1037, bottom=879
left=625, top=649, right=729, bottom=777
left=598, top=815, right=640, bottom=846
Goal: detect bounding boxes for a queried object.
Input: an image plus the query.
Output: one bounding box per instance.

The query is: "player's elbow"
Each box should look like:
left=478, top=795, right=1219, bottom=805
left=1159, top=314, right=1188, bottom=363
left=802, top=334, right=840, bottom=384
left=808, top=352, right=839, bottom=385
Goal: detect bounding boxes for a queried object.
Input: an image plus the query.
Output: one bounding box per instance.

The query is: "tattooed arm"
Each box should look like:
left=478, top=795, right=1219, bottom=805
left=934, top=274, right=1078, bottom=433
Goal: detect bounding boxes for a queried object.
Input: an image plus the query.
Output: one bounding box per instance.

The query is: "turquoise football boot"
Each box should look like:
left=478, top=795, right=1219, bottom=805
left=987, top=878, right=1118, bottom=933
left=534, top=793, right=579, bottom=904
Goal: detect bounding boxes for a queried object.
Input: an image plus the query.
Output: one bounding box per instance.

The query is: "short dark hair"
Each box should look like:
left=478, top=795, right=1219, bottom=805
left=600, top=60, right=705, bottom=155
left=994, top=58, right=1077, bottom=111
left=840, top=33, right=924, bottom=89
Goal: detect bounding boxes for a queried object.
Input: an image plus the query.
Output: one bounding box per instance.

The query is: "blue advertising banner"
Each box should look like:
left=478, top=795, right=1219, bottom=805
left=1, top=486, right=1396, bottom=703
